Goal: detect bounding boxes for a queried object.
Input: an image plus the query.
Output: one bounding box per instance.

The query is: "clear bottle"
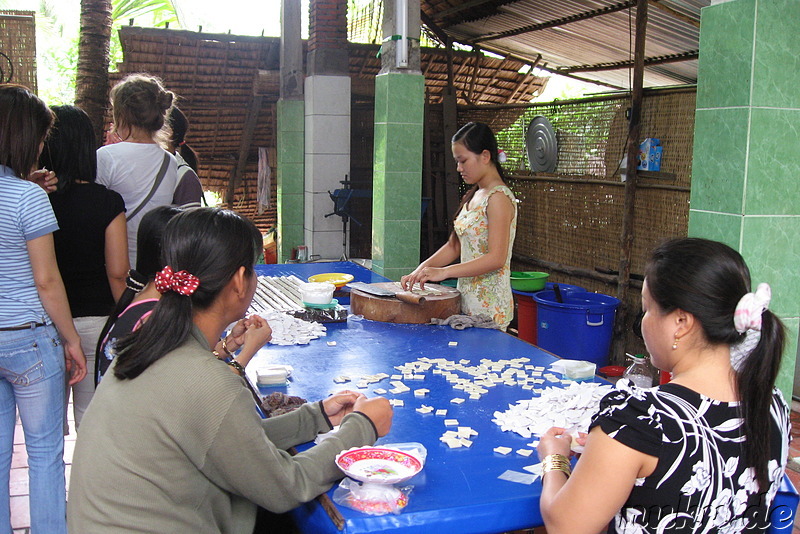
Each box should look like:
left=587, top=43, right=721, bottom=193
left=623, top=354, right=653, bottom=388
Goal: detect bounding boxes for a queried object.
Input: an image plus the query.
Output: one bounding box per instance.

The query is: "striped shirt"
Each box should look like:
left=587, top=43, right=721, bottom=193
left=0, top=166, right=59, bottom=327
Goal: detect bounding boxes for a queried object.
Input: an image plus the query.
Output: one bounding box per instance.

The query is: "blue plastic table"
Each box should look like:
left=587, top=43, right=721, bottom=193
left=247, top=318, right=563, bottom=534
left=246, top=263, right=799, bottom=532
left=255, top=261, right=390, bottom=305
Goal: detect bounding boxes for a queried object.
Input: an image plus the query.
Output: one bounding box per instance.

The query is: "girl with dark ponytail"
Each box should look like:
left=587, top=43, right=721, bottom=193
left=69, top=208, right=393, bottom=533
left=401, top=122, right=517, bottom=330
left=168, top=106, right=204, bottom=208
left=537, top=237, right=790, bottom=533
left=94, top=205, right=182, bottom=383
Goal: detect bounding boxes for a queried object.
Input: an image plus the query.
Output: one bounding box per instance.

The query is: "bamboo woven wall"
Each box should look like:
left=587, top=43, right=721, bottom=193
left=460, top=88, right=696, bottom=359
left=112, top=26, right=547, bottom=236
left=0, top=11, right=37, bottom=92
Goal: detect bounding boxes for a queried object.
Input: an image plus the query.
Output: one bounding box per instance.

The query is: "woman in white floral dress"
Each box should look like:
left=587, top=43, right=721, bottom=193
left=538, top=238, right=790, bottom=533
left=401, top=122, right=516, bottom=330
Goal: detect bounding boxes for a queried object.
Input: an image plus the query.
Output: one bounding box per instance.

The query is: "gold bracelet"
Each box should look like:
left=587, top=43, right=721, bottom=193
left=542, top=454, right=571, bottom=477
left=221, top=336, right=235, bottom=358
left=226, top=359, right=245, bottom=376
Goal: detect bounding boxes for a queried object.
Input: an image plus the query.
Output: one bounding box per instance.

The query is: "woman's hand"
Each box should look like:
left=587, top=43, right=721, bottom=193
left=28, top=169, right=58, bottom=193
left=241, top=315, right=272, bottom=350
left=225, top=318, right=249, bottom=352
left=401, top=266, right=448, bottom=291
left=322, top=390, right=366, bottom=427
left=353, top=396, right=393, bottom=437
left=63, top=340, right=87, bottom=386
left=538, top=426, right=585, bottom=458
left=233, top=315, right=272, bottom=368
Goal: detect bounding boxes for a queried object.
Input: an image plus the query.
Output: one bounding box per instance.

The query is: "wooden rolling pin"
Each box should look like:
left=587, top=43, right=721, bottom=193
left=347, top=282, right=426, bottom=305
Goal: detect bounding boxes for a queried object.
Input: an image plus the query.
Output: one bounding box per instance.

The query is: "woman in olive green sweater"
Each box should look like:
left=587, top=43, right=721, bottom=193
left=68, top=208, right=392, bottom=533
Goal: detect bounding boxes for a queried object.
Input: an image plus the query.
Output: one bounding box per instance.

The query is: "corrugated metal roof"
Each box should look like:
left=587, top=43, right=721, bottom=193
left=422, top=0, right=708, bottom=89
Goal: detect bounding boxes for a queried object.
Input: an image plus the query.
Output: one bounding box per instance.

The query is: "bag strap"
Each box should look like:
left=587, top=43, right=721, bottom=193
left=126, top=153, right=171, bottom=222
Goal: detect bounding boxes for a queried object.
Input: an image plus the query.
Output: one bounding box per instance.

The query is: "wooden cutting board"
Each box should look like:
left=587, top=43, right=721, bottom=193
left=350, top=282, right=461, bottom=324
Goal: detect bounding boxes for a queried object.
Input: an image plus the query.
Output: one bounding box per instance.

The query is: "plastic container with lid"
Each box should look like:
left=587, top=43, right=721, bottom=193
left=300, top=282, right=335, bottom=305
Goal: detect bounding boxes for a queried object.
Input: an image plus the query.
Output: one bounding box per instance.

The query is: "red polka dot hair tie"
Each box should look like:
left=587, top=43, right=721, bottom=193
left=154, top=266, right=200, bottom=296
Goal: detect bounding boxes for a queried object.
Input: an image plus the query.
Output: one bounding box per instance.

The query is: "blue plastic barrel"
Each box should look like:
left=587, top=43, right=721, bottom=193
left=543, top=282, right=585, bottom=294
left=533, top=290, right=620, bottom=366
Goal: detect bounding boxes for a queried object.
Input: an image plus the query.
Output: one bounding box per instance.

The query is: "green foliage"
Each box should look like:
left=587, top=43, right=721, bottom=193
left=39, top=35, right=79, bottom=105
left=26, top=0, right=180, bottom=102
left=112, top=0, right=179, bottom=27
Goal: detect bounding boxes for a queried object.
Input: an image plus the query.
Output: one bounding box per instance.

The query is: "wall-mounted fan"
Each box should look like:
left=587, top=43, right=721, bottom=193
left=525, top=115, right=558, bottom=172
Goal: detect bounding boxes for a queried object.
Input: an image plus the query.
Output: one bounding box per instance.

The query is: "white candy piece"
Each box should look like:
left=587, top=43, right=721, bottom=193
left=516, top=449, right=533, bottom=457
left=444, top=419, right=459, bottom=426
left=373, top=388, right=387, bottom=395
left=389, top=399, right=404, bottom=407
left=493, top=446, right=512, bottom=455
left=450, top=398, right=465, bottom=405
left=435, top=409, right=447, bottom=416
left=448, top=341, right=458, bottom=347
left=523, top=463, right=543, bottom=476
left=327, top=341, right=337, bottom=346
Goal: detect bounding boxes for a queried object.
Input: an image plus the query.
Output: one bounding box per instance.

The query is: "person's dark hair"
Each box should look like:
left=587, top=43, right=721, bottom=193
left=168, top=106, right=199, bottom=172
left=451, top=122, right=506, bottom=224
left=40, top=105, right=97, bottom=193
left=114, top=208, right=263, bottom=380
left=645, top=237, right=785, bottom=490
left=94, top=206, right=183, bottom=384
left=0, top=84, right=54, bottom=179
left=110, top=73, right=174, bottom=142
left=136, top=205, right=184, bottom=278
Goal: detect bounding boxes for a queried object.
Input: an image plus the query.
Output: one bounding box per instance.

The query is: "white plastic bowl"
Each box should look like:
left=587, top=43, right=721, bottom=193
left=299, top=282, right=335, bottom=305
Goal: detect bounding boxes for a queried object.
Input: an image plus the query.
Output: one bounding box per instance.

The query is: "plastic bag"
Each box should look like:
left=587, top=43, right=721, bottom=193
left=333, top=478, right=413, bottom=515
left=332, top=443, right=426, bottom=515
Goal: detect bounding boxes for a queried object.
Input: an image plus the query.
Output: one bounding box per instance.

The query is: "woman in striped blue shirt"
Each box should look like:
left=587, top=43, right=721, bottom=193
left=0, top=84, right=87, bottom=534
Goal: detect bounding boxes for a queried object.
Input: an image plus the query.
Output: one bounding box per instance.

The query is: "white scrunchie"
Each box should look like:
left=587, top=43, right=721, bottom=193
left=497, top=149, right=507, bottom=163
left=730, top=283, right=771, bottom=371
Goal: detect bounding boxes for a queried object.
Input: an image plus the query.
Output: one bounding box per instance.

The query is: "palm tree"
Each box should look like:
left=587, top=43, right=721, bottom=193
left=75, top=0, right=180, bottom=147
left=75, top=0, right=113, bottom=147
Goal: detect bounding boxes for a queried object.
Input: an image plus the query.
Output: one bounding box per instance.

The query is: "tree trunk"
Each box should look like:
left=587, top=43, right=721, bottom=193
left=75, top=0, right=112, bottom=149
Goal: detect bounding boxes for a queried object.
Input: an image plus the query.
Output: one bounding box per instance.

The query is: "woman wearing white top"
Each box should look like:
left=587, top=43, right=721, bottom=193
left=97, top=73, right=178, bottom=267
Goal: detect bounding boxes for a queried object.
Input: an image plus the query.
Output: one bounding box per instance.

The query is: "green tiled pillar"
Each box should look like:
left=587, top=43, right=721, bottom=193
left=277, top=98, right=305, bottom=263
left=689, top=0, right=800, bottom=398
left=371, top=73, right=425, bottom=281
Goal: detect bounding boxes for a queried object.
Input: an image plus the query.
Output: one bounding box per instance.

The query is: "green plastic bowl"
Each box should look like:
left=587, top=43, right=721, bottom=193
left=510, top=271, right=549, bottom=292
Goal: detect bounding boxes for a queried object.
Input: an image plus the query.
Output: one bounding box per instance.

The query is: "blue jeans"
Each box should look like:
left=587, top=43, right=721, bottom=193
left=0, top=324, right=67, bottom=534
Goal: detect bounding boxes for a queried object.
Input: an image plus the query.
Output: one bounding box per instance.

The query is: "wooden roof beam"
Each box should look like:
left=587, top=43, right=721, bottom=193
left=226, top=94, right=263, bottom=206
left=535, top=63, right=627, bottom=90
left=420, top=10, right=449, bottom=46
left=556, top=50, right=698, bottom=73
left=648, top=0, right=699, bottom=28
left=474, top=0, right=636, bottom=43
left=429, top=0, right=509, bottom=22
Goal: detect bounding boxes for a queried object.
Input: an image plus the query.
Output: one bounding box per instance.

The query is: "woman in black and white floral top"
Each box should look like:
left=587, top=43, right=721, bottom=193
left=538, top=238, right=790, bottom=533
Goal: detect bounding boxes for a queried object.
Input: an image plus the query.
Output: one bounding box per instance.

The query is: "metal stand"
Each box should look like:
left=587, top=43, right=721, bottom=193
left=325, top=175, right=367, bottom=261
